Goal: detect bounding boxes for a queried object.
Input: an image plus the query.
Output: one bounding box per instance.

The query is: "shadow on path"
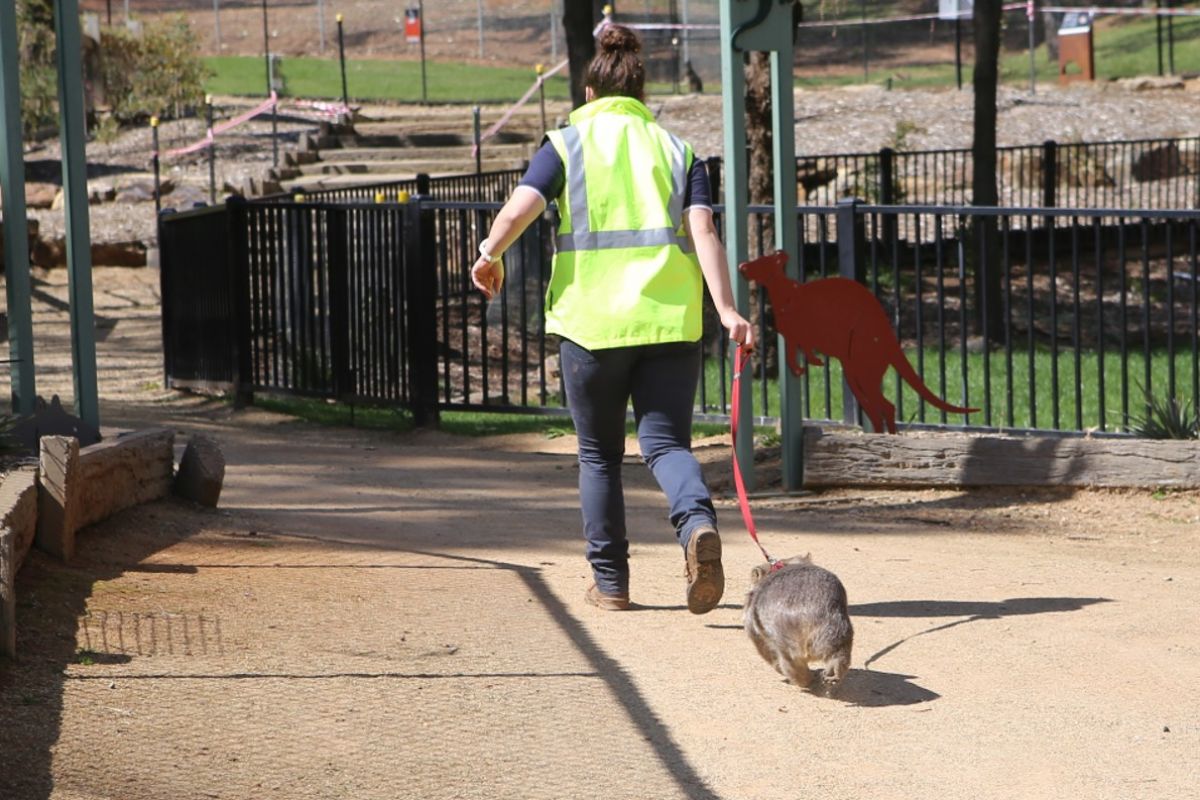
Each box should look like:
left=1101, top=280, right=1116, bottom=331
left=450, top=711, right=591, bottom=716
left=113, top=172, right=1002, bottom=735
left=0, top=499, right=222, bottom=800
left=407, top=548, right=725, bottom=800
left=853, top=596, right=1113, bottom=669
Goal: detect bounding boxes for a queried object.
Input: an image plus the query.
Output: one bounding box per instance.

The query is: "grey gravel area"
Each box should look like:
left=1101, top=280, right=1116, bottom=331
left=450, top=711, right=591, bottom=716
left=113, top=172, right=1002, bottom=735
left=11, top=80, right=1200, bottom=249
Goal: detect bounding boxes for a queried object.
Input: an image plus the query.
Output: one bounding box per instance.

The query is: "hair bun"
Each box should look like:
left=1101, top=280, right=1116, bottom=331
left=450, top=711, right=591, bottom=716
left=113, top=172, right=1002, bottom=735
left=598, top=24, right=641, bottom=55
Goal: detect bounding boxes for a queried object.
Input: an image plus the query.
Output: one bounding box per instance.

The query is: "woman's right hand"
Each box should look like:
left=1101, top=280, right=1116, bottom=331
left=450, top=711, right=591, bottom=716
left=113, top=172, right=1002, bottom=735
left=471, top=255, right=505, bottom=300
left=720, top=308, right=755, bottom=352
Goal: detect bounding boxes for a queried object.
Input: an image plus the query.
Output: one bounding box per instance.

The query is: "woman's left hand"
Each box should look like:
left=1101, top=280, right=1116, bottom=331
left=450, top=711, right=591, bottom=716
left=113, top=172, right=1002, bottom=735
left=721, top=309, right=755, bottom=351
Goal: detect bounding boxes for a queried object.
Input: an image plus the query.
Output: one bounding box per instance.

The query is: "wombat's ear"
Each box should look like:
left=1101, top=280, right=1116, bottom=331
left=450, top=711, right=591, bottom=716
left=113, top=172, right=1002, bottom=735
left=800, top=552, right=813, bottom=564
left=749, top=564, right=769, bottom=585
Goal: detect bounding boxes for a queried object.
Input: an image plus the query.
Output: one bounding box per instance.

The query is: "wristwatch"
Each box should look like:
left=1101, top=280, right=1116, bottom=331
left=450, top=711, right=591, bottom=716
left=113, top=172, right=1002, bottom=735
left=478, top=240, right=501, bottom=263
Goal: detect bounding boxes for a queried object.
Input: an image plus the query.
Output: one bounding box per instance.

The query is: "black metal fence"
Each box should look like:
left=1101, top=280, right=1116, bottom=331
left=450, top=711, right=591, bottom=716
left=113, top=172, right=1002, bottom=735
left=159, top=204, right=237, bottom=392
left=160, top=195, right=1200, bottom=437
left=262, top=135, right=1197, bottom=216
left=263, top=168, right=527, bottom=205
left=705, top=135, right=1200, bottom=210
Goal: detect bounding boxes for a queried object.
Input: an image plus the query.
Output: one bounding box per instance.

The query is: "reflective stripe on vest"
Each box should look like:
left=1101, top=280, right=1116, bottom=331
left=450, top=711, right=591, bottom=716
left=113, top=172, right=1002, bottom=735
left=555, top=124, right=694, bottom=254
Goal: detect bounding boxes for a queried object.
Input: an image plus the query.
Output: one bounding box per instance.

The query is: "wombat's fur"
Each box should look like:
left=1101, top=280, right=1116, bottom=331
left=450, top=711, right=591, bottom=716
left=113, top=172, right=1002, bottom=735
left=743, top=554, right=854, bottom=691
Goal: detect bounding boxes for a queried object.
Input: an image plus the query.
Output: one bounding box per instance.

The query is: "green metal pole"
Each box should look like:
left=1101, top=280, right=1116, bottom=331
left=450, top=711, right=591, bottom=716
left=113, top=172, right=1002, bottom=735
left=54, top=0, right=101, bottom=429
left=719, top=0, right=754, bottom=491
left=771, top=49, right=802, bottom=491
left=0, top=2, right=37, bottom=415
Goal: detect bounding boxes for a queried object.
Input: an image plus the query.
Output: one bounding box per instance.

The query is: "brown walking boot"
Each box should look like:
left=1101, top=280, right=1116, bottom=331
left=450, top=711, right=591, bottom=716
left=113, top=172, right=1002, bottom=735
left=585, top=583, right=631, bottom=611
left=684, top=527, right=724, bottom=614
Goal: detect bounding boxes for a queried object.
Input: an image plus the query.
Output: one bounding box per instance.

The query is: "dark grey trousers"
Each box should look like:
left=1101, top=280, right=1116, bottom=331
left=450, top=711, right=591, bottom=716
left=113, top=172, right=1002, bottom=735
left=558, top=338, right=717, bottom=595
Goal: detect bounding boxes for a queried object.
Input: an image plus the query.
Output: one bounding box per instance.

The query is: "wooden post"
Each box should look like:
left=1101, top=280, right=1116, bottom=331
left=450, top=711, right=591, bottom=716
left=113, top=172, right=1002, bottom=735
left=1, top=527, right=14, bottom=659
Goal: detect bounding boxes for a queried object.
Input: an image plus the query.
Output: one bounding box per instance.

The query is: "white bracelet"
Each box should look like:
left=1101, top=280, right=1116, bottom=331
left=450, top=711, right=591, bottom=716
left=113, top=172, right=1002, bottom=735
left=478, top=240, right=501, bottom=263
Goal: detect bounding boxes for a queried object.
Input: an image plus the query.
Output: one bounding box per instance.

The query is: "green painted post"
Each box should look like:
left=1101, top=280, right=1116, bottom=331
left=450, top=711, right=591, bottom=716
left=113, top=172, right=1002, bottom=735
left=720, top=0, right=803, bottom=490
left=719, top=0, right=754, bottom=492
left=770, top=50, right=802, bottom=490
left=54, top=0, right=101, bottom=429
left=0, top=2, right=37, bottom=415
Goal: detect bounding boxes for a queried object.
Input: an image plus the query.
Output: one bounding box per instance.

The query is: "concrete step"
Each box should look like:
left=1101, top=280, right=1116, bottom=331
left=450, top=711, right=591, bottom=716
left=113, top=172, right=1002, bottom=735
left=297, top=157, right=525, bottom=176
left=341, top=129, right=535, bottom=149
left=320, top=142, right=532, bottom=162
left=281, top=171, right=483, bottom=194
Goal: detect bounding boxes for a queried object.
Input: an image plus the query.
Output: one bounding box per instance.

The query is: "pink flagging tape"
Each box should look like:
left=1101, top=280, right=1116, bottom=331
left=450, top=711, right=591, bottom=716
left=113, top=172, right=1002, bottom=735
left=288, top=99, right=353, bottom=119
left=1039, top=5, right=1200, bottom=16
left=162, top=92, right=278, bottom=160
left=471, top=59, right=569, bottom=160
left=163, top=128, right=215, bottom=159
left=795, top=4, right=1026, bottom=28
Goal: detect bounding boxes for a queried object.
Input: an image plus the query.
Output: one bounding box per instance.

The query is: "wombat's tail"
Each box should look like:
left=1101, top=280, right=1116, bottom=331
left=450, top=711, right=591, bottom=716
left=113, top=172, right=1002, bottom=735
left=892, top=350, right=979, bottom=417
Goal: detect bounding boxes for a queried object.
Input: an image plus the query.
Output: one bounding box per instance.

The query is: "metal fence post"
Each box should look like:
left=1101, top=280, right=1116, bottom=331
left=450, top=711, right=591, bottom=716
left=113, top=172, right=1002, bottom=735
left=403, top=199, right=439, bottom=427
left=878, top=146, right=898, bottom=257
left=327, top=206, right=353, bottom=402
left=1042, top=139, right=1057, bottom=208
left=836, top=197, right=865, bottom=428
left=879, top=147, right=895, bottom=206
left=226, top=196, right=254, bottom=407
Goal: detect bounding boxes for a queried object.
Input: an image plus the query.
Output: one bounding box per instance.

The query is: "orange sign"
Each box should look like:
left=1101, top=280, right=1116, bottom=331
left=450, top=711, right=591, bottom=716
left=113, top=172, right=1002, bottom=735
left=405, top=8, right=421, bottom=43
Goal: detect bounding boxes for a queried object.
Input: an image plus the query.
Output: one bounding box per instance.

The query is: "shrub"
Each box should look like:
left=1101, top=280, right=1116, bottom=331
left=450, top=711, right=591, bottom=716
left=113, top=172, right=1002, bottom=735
left=16, top=0, right=58, bottom=137
left=99, top=16, right=208, bottom=124
left=1131, top=385, right=1200, bottom=440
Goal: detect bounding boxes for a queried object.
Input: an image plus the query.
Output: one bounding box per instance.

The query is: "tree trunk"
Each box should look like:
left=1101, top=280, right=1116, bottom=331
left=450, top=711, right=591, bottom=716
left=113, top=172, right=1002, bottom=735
left=563, top=1, right=601, bottom=109
left=1042, top=11, right=1060, bottom=61
left=972, top=0, right=1003, bottom=343
left=743, top=51, right=780, bottom=376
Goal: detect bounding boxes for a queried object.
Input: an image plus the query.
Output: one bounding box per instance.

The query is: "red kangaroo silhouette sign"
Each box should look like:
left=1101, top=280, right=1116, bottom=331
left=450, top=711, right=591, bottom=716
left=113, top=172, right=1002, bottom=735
left=738, top=251, right=978, bottom=433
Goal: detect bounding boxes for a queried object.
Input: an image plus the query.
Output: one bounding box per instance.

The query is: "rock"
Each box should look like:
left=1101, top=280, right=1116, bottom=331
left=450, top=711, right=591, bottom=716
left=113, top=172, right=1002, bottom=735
left=25, top=182, right=59, bottom=209
left=160, top=183, right=210, bottom=211
left=114, top=179, right=158, bottom=204
left=1002, top=149, right=1046, bottom=189
left=174, top=434, right=225, bottom=507
left=92, top=241, right=147, bottom=267
left=31, top=237, right=67, bottom=268
left=0, top=221, right=40, bottom=270
left=796, top=159, right=839, bottom=199
left=89, top=184, right=117, bottom=204
left=1131, top=143, right=1189, bottom=182
left=1116, top=76, right=1185, bottom=91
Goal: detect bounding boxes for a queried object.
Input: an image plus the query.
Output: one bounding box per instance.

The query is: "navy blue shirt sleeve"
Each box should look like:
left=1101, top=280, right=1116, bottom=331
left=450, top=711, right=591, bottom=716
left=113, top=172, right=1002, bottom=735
left=685, top=157, right=712, bottom=211
left=518, top=138, right=713, bottom=212
left=518, top=139, right=565, bottom=202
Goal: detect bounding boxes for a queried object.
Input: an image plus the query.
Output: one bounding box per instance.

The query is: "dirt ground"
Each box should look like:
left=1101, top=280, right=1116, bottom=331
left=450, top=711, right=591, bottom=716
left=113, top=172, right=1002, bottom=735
left=0, top=266, right=1198, bottom=800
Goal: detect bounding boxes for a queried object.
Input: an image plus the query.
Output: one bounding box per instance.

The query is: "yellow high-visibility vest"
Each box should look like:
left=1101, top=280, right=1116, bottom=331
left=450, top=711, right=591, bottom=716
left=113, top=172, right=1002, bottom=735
left=544, top=96, right=701, bottom=350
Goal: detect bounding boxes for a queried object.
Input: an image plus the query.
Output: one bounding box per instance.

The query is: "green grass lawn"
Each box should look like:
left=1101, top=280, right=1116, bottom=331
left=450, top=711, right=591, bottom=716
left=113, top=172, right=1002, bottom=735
left=806, top=14, right=1200, bottom=91
left=205, top=13, right=1199, bottom=101
left=203, top=55, right=577, bottom=104
left=257, top=342, right=1197, bottom=440
left=705, top=345, right=1200, bottom=435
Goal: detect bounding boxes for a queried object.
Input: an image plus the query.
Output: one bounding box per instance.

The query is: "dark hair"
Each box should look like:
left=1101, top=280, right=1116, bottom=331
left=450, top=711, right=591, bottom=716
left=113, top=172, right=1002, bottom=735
left=585, top=24, right=645, bottom=101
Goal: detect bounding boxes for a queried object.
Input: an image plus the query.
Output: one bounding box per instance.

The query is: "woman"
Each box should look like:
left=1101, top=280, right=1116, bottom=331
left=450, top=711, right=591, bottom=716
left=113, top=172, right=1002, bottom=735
left=470, top=24, right=753, bottom=614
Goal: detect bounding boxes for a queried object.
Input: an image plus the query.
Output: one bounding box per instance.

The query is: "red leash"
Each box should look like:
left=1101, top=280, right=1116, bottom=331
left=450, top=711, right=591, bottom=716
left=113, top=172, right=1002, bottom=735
left=730, top=345, right=781, bottom=570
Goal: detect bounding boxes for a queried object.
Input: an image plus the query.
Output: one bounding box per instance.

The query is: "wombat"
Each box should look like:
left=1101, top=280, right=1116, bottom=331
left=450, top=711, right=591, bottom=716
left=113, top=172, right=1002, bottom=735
left=743, top=554, right=854, bottom=691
